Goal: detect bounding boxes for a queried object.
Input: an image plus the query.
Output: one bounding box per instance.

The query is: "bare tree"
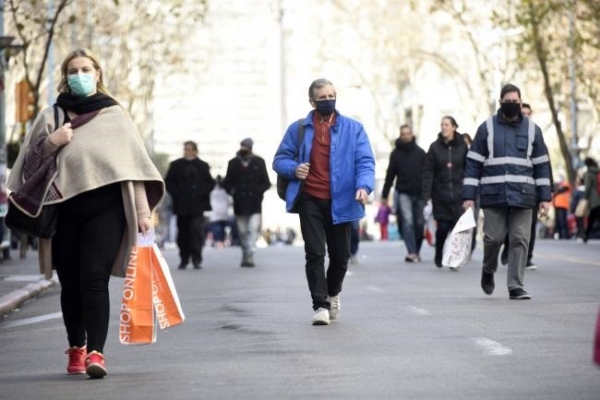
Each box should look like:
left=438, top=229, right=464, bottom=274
left=6, top=0, right=209, bottom=152
left=7, top=0, right=71, bottom=119
left=504, top=0, right=600, bottom=184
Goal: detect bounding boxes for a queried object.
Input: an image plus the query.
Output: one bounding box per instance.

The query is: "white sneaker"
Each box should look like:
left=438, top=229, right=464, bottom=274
left=311, top=307, right=330, bottom=325
left=526, top=263, right=538, bottom=271
left=329, top=295, right=341, bottom=320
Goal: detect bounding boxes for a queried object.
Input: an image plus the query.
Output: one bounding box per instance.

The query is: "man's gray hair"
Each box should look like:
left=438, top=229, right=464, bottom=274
left=308, top=78, right=334, bottom=99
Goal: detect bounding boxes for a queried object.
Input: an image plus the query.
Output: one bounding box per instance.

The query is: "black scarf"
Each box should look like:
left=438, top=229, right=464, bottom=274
left=56, top=92, right=118, bottom=115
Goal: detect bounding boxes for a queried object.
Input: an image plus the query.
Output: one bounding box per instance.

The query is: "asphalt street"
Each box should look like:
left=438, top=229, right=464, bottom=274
left=0, top=239, right=599, bottom=400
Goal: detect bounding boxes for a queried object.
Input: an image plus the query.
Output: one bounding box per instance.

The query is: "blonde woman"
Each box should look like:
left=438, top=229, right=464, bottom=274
left=7, top=49, right=165, bottom=378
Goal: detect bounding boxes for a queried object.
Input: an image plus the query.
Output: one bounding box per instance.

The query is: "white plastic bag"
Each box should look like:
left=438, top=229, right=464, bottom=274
left=423, top=200, right=436, bottom=246
left=442, top=207, right=476, bottom=269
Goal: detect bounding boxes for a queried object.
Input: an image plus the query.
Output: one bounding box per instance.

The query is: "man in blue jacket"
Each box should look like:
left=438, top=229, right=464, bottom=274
left=462, top=84, right=551, bottom=300
left=273, top=78, right=375, bottom=325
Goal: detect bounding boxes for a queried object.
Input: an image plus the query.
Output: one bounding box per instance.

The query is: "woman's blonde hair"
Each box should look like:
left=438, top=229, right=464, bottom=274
left=57, top=48, right=111, bottom=96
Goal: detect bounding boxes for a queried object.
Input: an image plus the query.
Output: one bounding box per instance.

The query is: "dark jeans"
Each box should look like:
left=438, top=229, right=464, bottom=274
left=435, top=219, right=457, bottom=263
left=555, top=207, right=569, bottom=239
left=394, top=192, right=424, bottom=255
left=52, top=184, right=125, bottom=353
left=176, top=214, right=205, bottom=265
left=298, top=194, right=351, bottom=311
left=211, top=220, right=228, bottom=242
left=503, top=209, right=538, bottom=263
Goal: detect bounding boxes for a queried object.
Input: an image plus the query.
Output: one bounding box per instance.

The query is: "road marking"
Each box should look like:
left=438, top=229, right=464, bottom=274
left=365, top=285, right=384, bottom=293
left=1, top=312, right=62, bottom=329
left=474, top=337, right=513, bottom=355
left=537, top=254, right=600, bottom=267
left=407, top=306, right=431, bottom=316
left=3, top=275, right=44, bottom=282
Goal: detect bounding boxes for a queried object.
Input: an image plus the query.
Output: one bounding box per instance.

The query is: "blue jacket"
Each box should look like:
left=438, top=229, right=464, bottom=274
left=272, top=110, right=375, bottom=224
left=462, top=111, right=552, bottom=208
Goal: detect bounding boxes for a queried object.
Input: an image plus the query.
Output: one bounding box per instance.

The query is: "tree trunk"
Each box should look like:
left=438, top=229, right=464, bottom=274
left=527, top=2, right=575, bottom=185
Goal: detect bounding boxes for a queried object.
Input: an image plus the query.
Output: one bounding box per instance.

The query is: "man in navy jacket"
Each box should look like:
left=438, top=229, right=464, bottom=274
left=273, top=78, right=375, bottom=325
left=463, top=84, right=551, bottom=300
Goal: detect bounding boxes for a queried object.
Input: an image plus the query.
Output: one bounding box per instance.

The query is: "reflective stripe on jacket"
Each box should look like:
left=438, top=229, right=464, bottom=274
left=462, top=112, right=552, bottom=208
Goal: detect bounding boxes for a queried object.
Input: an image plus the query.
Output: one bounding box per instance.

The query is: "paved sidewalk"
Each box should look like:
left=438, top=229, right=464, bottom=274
left=0, top=250, right=58, bottom=317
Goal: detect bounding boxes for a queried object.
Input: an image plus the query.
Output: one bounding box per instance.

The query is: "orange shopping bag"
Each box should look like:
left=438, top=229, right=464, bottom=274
left=119, top=245, right=157, bottom=345
left=151, top=244, right=185, bottom=329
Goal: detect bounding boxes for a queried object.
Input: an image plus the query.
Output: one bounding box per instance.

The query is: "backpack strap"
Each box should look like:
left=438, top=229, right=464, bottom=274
left=295, top=118, right=305, bottom=161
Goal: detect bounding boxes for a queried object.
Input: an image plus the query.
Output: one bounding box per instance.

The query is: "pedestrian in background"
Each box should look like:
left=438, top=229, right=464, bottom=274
left=463, top=84, right=551, bottom=300
left=374, top=199, right=392, bottom=241
left=209, top=175, right=231, bottom=249
left=499, top=103, right=547, bottom=270
left=273, top=78, right=375, bottom=326
left=165, top=141, right=214, bottom=270
left=571, top=174, right=586, bottom=241
left=7, top=48, right=165, bottom=378
left=583, top=157, right=600, bottom=243
left=381, top=124, right=426, bottom=262
left=224, top=138, right=271, bottom=267
left=422, top=116, right=468, bottom=268
left=553, top=172, right=572, bottom=239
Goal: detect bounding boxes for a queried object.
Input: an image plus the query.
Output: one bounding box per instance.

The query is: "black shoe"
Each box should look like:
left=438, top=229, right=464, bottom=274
left=434, top=253, right=443, bottom=268
left=241, top=259, right=255, bottom=267
left=509, top=288, right=531, bottom=300
left=178, top=264, right=187, bottom=270
left=193, top=262, right=202, bottom=270
left=481, top=270, right=495, bottom=295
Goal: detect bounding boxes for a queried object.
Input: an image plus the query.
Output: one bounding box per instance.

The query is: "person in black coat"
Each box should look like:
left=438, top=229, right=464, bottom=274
left=422, top=116, right=468, bottom=268
left=224, top=138, right=271, bottom=267
left=165, top=141, right=214, bottom=269
left=381, top=125, right=426, bottom=262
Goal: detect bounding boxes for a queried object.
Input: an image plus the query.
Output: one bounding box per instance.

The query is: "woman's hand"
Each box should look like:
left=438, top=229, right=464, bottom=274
left=49, top=123, right=74, bottom=146
left=138, top=217, right=153, bottom=236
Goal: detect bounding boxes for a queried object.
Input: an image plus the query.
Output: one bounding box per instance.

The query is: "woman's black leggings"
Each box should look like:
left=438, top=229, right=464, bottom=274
left=435, top=219, right=458, bottom=262
left=52, top=184, right=125, bottom=353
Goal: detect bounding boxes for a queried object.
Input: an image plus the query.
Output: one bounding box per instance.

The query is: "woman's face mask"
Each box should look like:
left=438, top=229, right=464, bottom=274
left=66, top=56, right=99, bottom=97
left=68, top=73, right=97, bottom=97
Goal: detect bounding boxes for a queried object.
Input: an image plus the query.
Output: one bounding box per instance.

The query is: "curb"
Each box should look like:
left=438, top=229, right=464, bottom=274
left=0, top=277, right=59, bottom=317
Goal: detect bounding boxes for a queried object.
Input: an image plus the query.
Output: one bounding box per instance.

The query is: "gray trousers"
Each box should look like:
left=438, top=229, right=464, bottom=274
left=482, top=207, right=532, bottom=290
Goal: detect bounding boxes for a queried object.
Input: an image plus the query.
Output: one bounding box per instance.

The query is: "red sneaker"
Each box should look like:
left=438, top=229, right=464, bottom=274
left=65, top=346, right=87, bottom=375
left=85, top=351, right=107, bottom=379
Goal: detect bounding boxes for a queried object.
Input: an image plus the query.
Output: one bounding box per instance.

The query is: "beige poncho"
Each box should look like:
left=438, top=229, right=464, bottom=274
left=7, top=105, right=165, bottom=279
